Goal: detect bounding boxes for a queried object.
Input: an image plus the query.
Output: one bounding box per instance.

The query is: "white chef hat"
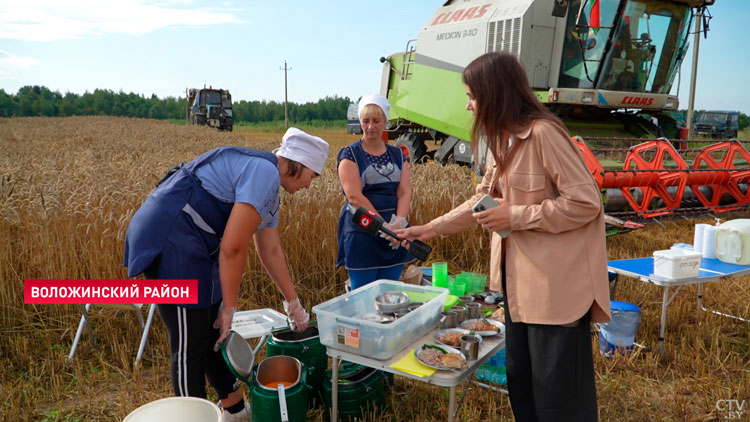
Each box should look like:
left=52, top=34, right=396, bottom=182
left=358, top=93, right=390, bottom=119
left=275, top=127, right=330, bottom=175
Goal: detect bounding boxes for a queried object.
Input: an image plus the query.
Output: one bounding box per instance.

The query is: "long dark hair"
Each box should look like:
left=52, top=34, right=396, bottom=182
left=462, top=52, right=567, bottom=179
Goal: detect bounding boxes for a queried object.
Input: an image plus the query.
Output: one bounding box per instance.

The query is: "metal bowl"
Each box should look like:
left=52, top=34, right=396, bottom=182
left=374, top=291, right=410, bottom=315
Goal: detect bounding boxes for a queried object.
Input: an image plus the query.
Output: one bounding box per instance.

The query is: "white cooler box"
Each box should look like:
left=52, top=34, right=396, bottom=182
left=653, top=249, right=702, bottom=279
left=312, top=279, right=447, bottom=360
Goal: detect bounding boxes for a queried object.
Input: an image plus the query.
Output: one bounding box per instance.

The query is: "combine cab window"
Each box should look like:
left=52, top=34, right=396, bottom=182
left=558, top=0, right=618, bottom=89
left=222, top=93, right=232, bottom=108
left=597, top=0, right=690, bottom=93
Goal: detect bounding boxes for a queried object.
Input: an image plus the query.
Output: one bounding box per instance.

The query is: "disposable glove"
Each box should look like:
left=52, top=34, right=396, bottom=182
left=283, top=297, right=309, bottom=333
left=381, top=215, right=408, bottom=249
left=213, top=302, right=236, bottom=352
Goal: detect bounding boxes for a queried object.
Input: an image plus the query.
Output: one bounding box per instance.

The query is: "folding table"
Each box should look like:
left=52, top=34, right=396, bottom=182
left=607, top=257, right=750, bottom=351
left=327, top=326, right=505, bottom=422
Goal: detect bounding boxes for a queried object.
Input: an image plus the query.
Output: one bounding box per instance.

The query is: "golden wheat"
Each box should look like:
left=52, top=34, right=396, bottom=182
left=1, top=116, right=748, bottom=421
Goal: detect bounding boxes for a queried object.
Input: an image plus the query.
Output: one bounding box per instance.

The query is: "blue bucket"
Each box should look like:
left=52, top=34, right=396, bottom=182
left=599, top=301, right=641, bottom=356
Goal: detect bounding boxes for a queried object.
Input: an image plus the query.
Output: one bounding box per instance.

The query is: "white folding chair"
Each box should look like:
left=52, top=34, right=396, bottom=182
left=67, top=303, right=157, bottom=366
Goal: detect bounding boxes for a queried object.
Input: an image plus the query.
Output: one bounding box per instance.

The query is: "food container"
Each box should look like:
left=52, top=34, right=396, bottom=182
left=715, top=219, right=750, bottom=265
left=313, top=280, right=447, bottom=360
left=653, top=249, right=702, bottom=279
left=124, top=397, right=221, bottom=422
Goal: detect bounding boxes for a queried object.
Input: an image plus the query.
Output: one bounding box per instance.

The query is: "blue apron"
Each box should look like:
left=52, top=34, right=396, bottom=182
left=124, top=147, right=278, bottom=308
left=336, top=140, right=412, bottom=269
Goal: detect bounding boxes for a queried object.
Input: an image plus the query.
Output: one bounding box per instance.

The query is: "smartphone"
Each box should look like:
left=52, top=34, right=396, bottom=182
left=472, top=194, right=512, bottom=238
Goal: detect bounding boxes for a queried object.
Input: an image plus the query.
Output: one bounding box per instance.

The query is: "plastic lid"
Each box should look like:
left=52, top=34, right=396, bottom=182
left=610, top=300, right=641, bottom=312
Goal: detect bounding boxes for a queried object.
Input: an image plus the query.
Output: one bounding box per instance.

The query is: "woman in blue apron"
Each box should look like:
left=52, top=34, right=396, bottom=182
left=337, top=94, right=414, bottom=290
left=124, top=128, right=329, bottom=422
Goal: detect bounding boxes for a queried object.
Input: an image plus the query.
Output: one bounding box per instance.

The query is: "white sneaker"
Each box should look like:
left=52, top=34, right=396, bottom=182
left=221, top=402, right=251, bottom=422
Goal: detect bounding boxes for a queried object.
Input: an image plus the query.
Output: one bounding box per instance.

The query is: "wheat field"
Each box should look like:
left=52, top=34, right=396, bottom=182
left=1, top=116, right=748, bottom=421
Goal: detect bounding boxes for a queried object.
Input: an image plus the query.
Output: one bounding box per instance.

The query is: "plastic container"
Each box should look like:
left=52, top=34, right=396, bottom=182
left=313, top=280, right=447, bottom=360
left=653, top=249, right=702, bottom=279
left=599, top=301, right=641, bottom=356
left=125, top=398, right=221, bottom=422
left=432, top=262, right=448, bottom=288
left=715, top=219, right=750, bottom=265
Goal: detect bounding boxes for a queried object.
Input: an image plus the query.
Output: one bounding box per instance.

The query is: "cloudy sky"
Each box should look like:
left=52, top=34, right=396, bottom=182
left=0, top=0, right=747, bottom=113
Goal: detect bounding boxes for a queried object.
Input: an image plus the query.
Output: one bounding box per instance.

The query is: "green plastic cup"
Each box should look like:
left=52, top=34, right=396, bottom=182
left=448, top=280, right=466, bottom=297
left=456, top=273, right=472, bottom=293
left=432, top=262, right=448, bottom=288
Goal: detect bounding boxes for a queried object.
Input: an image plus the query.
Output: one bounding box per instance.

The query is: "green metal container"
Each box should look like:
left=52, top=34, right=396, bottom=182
left=266, top=324, right=327, bottom=406
left=251, top=355, right=309, bottom=422
left=322, top=363, right=386, bottom=422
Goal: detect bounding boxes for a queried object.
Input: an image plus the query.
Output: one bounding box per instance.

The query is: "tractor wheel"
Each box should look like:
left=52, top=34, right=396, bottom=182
left=394, top=133, right=427, bottom=164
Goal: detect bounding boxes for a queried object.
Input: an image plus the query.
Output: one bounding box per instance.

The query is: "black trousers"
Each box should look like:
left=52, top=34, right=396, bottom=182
left=503, top=297, right=598, bottom=422
left=157, top=301, right=238, bottom=399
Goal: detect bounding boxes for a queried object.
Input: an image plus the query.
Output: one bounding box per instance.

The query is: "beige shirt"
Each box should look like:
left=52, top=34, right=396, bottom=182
left=430, top=120, right=611, bottom=324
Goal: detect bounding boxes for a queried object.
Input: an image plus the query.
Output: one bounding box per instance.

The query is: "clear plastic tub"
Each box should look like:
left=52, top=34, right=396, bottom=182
left=312, top=280, right=447, bottom=360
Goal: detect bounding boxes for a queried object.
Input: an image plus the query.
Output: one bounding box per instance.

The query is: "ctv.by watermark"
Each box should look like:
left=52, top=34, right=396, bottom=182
left=716, top=399, right=748, bottom=420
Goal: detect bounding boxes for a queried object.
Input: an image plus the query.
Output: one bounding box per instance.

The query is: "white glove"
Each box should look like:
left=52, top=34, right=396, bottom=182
left=381, top=215, right=408, bottom=249
left=213, top=302, right=236, bottom=352
left=283, top=297, right=309, bottom=333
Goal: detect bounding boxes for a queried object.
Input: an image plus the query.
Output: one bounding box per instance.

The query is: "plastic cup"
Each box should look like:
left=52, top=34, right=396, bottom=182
left=472, top=274, right=488, bottom=294
left=432, top=262, right=448, bottom=288
left=448, top=281, right=466, bottom=297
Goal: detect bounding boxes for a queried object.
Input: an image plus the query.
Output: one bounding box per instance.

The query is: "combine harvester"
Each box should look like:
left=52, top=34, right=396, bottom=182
left=379, top=0, right=749, bottom=220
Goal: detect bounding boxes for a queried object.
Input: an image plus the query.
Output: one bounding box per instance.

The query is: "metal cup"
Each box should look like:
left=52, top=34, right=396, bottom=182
left=459, top=296, right=474, bottom=306
left=450, top=306, right=466, bottom=325
left=460, top=335, right=480, bottom=360
left=440, top=311, right=458, bottom=329
left=466, top=302, right=482, bottom=319
left=394, top=309, right=411, bottom=319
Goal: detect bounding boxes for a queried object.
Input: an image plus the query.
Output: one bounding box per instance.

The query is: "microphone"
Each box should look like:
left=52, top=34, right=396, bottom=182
left=352, top=207, right=432, bottom=262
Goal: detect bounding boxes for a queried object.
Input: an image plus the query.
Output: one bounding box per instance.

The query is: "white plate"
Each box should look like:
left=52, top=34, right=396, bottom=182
left=414, top=344, right=467, bottom=370
left=459, top=318, right=504, bottom=336
left=433, top=328, right=482, bottom=349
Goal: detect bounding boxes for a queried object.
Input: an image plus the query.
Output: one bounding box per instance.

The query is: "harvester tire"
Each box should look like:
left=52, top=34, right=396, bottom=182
left=395, top=133, right=427, bottom=164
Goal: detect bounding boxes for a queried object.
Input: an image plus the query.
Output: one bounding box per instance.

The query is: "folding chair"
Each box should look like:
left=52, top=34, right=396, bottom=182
left=67, top=303, right=157, bottom=366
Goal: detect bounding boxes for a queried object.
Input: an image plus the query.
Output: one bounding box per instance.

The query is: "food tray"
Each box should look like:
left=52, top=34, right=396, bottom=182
left=415, top=345, right=467, bottom=370
left=459, top=318, right=504, bottom=336
left=231, top=308, right=288, bottom=339
left=313, top=280, right=447, bottom=360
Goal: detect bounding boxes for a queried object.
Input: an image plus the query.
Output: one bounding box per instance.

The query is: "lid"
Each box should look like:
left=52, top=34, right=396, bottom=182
left=610, top=300, right=641, bottom=312
left=220, top=331, right=254, bottom=381
left=653, top=249, right=701, bottom=259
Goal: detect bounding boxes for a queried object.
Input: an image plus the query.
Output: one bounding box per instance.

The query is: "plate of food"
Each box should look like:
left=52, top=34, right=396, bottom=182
left=415, top=344, right=467, bottom=371
left=460, top=318, right=504, bottom=336
left=433, top=329, right=482, bottom=349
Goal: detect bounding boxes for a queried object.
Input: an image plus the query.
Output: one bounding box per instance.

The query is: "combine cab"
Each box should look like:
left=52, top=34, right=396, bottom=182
left=380, top=0, right=714, bottom=165
left=188, top=87, right=233, bottom=131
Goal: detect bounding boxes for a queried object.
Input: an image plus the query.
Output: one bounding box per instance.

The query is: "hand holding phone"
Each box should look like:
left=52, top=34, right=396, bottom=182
left=472, top=194, right=512, bottom=238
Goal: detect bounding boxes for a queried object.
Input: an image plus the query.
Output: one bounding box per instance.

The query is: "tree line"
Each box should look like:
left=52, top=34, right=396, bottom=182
left=0, top=85, right=352, bottom=122
left=1, top=85, right=747, bottom=131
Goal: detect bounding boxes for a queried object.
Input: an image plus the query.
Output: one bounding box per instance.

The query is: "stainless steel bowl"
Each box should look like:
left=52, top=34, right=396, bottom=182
left=374, top=291, right=410, bottom=315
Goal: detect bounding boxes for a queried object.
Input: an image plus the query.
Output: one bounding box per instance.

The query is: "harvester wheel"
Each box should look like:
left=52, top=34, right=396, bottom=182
left=395, top=133, right=427, bottom=164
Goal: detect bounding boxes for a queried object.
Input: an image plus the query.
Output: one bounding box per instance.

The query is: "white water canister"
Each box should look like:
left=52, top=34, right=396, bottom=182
left=715, top=219, right=750, bottom=265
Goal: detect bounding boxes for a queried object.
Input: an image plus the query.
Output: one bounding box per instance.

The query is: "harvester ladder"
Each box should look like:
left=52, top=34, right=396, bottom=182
left=401, top=39, right=417, bottom=80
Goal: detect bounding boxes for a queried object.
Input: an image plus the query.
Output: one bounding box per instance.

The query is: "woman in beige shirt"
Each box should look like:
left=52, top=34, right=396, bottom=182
left=398, top=52, right=610, bottom=422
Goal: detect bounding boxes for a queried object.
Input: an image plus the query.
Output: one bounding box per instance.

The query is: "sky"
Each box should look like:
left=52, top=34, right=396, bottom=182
left=0, top=0, right=748, bottom=113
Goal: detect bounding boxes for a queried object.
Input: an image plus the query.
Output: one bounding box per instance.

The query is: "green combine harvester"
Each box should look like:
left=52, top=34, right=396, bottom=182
left=379, top=0, right=713, bottom=166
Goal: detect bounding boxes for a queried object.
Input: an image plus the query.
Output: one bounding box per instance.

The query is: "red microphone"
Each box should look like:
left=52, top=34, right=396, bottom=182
left=352, top=207, right=432, bottom=261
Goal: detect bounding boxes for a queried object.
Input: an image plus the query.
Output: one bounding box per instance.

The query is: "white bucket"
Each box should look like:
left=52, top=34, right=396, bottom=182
left=124, top=397, right=221, bottom=422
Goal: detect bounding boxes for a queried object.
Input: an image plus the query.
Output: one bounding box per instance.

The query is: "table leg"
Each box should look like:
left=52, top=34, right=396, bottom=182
left=658, top=287, right=669, bottom=353
left=448, top=385, right=456, bottom=422
left=331, top=356, right=339, bottom=422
